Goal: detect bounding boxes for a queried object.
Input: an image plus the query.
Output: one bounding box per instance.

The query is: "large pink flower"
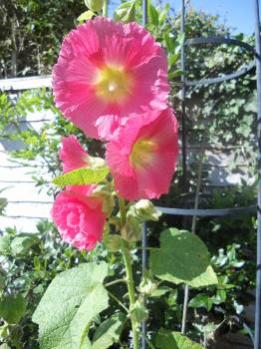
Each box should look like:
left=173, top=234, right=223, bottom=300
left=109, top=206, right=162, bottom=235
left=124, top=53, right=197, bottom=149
left=106, top=108, right=179, bottom=201
left=53, top=17, right=170, bottom=140
left=51, top=188, right=106, bottom=251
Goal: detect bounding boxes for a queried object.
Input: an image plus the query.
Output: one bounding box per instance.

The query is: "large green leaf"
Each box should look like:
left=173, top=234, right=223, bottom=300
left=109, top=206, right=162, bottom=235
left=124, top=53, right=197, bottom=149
left=150, top=229, right=218, bottom=288
left=0, top=294, right=27, bottom=324
left=32, top=262, right=109, bottom=349
left=53, top=167, right=109, bottom=188
left=156, top=330, right=203, bottom=349
left=92, top=313, right=125, bottom=349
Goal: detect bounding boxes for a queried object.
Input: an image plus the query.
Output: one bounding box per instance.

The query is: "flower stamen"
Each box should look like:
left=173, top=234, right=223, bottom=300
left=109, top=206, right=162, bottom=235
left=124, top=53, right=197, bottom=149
left=130, top=139, right=158, bottom=169
left=94, top=64, right=133, bottom=103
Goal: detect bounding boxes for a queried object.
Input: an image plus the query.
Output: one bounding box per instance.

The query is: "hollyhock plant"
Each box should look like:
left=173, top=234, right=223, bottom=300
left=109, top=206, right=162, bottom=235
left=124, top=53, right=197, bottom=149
left=51, top=188, right=106, bottom=251
left=34, top=11, right=217, bottom=349
left=52, top=16, right=170, bottom=139
left=106, top=108, right=179, bottom=201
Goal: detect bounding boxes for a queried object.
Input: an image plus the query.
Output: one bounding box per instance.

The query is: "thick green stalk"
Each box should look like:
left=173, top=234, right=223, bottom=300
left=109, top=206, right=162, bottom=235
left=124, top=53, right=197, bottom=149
left=119, top=197, right=140, bottom=349
left=121, top=240, right=140, bottom=349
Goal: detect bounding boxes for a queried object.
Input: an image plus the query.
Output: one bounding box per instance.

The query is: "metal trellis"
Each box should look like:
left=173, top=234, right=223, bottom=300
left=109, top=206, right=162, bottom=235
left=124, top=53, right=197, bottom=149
left=140, top=0, right=261, bottom=348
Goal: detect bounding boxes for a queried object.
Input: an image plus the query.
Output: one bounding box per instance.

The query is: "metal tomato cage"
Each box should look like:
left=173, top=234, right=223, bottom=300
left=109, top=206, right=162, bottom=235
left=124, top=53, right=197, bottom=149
left=141, top=0, right=261, bottom=348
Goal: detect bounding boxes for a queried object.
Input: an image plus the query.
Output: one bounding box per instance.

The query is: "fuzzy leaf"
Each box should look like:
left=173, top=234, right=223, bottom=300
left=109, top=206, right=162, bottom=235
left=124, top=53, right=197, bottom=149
left=92, top=313, right=125, bottom=349
left=0, top=236, right=11, bottom=256
left=53, top=167, right=109, bottom=187
left=10, top=234, right=40, bottom=256
left=148, top=2, right=159, bottom=25
left=189, top=293, right=214, bottom=311
left=77, top=10, right=95, bottom=22
left=150, top=229, right=218, bottom=288
left=32, top=262, right=108, bottom=349
left=156, top=330, right=203, bottom=349
left=114, top=1, right=135, bottom=22
left=0, top=295, right=26, bottom=324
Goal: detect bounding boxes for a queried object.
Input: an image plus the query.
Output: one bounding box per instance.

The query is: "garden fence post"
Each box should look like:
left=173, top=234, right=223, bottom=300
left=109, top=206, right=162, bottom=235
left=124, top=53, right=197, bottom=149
left=254, top=0, right=261, bottom=348
left=141, top=2, right=148, bottom=349
left=181, top=0, right=188, bottom=189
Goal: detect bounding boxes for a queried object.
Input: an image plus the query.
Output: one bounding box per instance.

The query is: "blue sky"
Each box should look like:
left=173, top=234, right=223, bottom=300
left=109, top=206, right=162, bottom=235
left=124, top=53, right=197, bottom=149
left=109, top=0, right=256, bottom=35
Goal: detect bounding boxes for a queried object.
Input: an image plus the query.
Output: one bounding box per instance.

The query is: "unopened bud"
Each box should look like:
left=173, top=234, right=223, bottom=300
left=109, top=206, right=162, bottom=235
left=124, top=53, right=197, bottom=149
left=92, top=184, right=114, bottom=215
left=121, top=216, right=142, bottom=242
left=104, top=234, right=122, bottom=252
left=88, top=156, right=106, bottom=169
left=139, top=276, right=157, bottom=295
left=128, top=199, right=162, bottom=222
left=130, top=300, right=149, bottom=323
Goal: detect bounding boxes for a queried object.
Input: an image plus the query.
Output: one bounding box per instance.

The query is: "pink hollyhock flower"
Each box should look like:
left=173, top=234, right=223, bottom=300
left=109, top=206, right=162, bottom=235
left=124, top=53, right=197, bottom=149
left=51, top=188, right=106, bottom=250
left=53, top=17, right=170, bottom=140
left=106, top=108, right=179, bottom=201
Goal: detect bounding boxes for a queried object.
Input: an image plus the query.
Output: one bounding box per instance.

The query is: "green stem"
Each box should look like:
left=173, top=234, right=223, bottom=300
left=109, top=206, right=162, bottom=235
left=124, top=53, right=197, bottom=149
left=103, top=0, right=108, bottom=17
left=121, top=240, right=140, bottom=349
left=146, top=337, right=157, bottom=349
left=107, top=290, right=129, bottom=313
left=118, top=197, right=139, bottom=348
left=105, top=278, right=126, bottom=287
left=119, top=198, right=126, bottom=227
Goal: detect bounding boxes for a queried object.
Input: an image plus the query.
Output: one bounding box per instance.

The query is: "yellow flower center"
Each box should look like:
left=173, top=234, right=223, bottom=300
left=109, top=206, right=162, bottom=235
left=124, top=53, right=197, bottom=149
left=94, top=64, right=133, bottom=103
left=130, top=139, right=158, bottom=169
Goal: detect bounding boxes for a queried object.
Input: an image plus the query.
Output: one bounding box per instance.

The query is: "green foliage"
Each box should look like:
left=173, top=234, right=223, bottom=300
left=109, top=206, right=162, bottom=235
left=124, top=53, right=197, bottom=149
left=0, top=236, right=11, bottom=256
left=0, top=344, right=10, bottom=349
left=0, top=295, right=26, bottom=324
left=130, top=300, right=149, bottom=323
left=148, top=1, right=159, bottom=26
left=53, top=166, right=109, bottom=187
left=0, top=221, right=98, bottom=348
left=32, top=262, right=109, bottom=349
left=84, top=0, right=104, bottom=13
left=155, top=329, right=203, bottom=349
left=189, top=293, right=214, bottom=312
left=0, top=198, right=7, bottom=216
left=10, top=234, right=40, bottom=256
left=92, top=313, right=125, bottom=349
left=77, top=10, right=95, bottom=23
left=114, top=1, right=136, bottom=23
left=0, top=0, right=85, bottom=77
left=150, top=228, right=218, bottom=287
